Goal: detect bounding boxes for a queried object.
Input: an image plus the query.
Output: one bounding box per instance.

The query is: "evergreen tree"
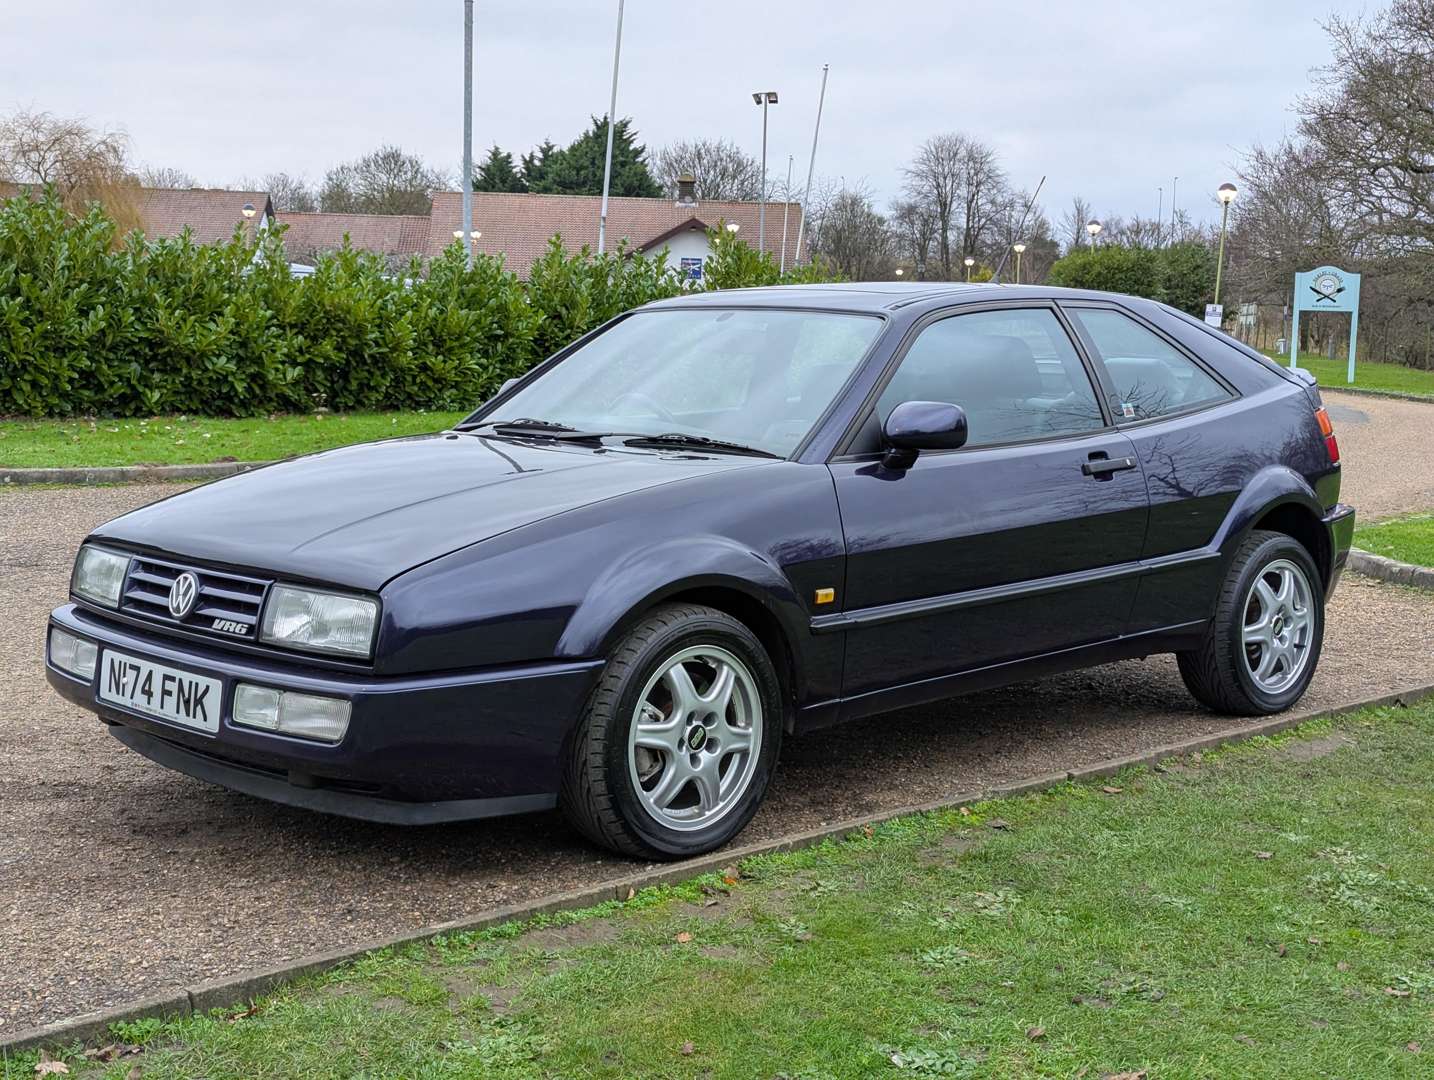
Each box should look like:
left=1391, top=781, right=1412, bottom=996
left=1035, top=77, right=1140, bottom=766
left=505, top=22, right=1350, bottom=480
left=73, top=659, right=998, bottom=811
left=524, top=118, right=662, bottom=198
left=473, top=146, right=526, bottom=193
left=520, top=139, right=559, bottom=191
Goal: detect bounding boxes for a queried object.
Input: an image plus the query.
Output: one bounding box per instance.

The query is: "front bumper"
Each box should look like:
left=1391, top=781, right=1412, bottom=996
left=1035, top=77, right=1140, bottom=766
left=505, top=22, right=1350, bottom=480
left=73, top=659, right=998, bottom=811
left=46, top=603, right=603, bottom=823
left=1323, top=502, right=1356, bottom=594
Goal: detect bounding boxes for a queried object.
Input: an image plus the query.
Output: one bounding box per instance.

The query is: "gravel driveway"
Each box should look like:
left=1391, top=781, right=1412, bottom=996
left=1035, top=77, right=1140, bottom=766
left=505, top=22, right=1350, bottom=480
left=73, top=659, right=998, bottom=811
left=1321, top=388, right=1434, bottom=521
left=5, top=400, right=1434, bottom=1033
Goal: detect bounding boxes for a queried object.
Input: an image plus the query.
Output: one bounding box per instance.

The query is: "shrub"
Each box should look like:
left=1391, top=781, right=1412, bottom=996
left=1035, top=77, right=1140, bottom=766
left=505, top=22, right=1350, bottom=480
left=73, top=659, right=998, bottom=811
left=1046, top=241, right=1216, bottom=316
left=0, top=190, right=840, bottom=417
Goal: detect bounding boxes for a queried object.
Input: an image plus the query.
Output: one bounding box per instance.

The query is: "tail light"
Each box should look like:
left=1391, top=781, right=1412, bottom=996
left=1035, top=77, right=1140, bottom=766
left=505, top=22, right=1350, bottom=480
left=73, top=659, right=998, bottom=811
left=1314, top=406, right=1340, bottom=464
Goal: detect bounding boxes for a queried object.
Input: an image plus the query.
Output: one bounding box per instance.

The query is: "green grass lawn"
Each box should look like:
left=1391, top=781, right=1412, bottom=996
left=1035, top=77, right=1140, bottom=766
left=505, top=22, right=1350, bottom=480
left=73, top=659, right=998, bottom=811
left=1356, top=515, right=1434, bottom=568
left=1261, top=350, right=1434, bottom=399
left=17, top=699, right=1434, bottom=1079
left=0, top=412, right=469, bottom=469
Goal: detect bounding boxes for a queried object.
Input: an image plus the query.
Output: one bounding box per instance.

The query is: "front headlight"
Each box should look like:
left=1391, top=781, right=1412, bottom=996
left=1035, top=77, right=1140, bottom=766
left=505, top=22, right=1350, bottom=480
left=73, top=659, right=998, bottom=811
left=72, top=545, right=131, bottom=608
left=260, top=584, right=379, bottom=658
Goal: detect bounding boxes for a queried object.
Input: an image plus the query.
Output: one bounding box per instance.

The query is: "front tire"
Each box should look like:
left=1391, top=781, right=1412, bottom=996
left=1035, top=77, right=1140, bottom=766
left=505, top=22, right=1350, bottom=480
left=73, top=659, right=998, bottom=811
left=1177, top=529, right=1325, bottom=716
left=560, top=603, right=782, bottom=859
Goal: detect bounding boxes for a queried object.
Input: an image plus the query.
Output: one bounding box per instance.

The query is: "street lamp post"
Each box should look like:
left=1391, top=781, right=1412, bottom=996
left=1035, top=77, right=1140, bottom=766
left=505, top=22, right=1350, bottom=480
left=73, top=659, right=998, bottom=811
left=597, top=0, right=626, bottom=255
left=1214, top=182, right=1238, bottom=306
left=752, top=90, right=778, bottom=253
left=1012, top=241, right=1026, bottom=285
left=963, top=255, right=976, bottom=282
left=1086, top=220, right=1102, bottom=248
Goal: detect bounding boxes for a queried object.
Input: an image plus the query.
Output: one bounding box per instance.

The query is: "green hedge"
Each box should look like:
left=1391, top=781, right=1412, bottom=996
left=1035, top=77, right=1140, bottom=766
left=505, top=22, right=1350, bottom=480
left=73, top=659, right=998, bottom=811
left=0, top=192, right=836, bottom=417
left=1046, top=241, right=1215, bottom=316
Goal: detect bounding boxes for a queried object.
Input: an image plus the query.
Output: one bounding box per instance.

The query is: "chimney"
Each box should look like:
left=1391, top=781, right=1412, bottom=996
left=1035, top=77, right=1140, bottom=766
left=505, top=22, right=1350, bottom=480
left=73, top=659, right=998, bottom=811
left=675, top=174, right=697, bottom=208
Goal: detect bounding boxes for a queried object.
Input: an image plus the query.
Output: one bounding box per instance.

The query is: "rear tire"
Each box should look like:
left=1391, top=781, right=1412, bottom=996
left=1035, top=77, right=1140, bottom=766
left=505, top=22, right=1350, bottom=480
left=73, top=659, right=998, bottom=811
left=560, top=603, right=782, bottom=859
left=1177, top=529, right=1324, bottom=716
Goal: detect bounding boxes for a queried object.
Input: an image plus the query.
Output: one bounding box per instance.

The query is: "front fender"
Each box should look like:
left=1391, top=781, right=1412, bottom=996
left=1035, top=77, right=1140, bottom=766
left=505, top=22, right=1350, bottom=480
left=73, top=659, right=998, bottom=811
left=558, top=535, right=808, bottom=659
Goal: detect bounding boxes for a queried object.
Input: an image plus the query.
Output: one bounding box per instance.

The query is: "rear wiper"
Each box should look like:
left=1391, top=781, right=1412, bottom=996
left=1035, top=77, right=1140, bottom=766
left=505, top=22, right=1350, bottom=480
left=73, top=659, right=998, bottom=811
left=622, top=432, right=779, bottom=458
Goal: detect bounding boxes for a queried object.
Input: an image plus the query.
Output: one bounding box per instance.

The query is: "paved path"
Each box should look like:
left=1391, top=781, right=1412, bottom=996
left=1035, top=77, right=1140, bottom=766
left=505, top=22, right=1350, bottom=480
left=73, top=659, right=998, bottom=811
left=1321, top=388, right=1434, bottom=521
left=3, top=392, right=1433, bottom=1031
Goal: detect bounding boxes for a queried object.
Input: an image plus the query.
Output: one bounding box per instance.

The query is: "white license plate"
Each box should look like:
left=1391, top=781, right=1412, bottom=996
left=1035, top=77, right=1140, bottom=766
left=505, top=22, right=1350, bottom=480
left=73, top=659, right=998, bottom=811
left=98, top=649, right=221, bottom=734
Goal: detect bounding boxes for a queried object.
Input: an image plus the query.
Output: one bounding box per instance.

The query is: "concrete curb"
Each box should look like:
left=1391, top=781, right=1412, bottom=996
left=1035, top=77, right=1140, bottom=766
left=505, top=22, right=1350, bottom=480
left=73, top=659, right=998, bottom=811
left=7, top=679, right=1434, bottom=1054
left=0, top=461, right=268, bottom=486
left=1319, top=384, right=1434, bottom=404
left=1347, top=546, right=1434, bottom=590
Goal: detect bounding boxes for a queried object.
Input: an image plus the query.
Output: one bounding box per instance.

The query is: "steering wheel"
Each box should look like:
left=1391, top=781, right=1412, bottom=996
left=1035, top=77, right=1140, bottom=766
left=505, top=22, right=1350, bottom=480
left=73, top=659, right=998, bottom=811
left=609, top=391, right=678, bottom=425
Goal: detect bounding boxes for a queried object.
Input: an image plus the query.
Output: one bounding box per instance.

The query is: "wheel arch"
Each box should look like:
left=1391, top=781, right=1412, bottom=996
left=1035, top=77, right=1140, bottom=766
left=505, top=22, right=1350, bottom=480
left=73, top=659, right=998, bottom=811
left=1214, top=466, right=1333, bottom=587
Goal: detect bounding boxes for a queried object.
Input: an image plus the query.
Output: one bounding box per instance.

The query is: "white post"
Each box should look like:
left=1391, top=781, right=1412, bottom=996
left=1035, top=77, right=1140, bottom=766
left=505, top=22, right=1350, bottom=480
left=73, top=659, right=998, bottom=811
left=597, top=0, right=625, bottom=254
left=794, top=64, right=829, bottom=266
left=779, top=154, right=793, bottom=272
left=758, top=98, right=769, bottom=253
left=461, top=0, right=474, bottom=268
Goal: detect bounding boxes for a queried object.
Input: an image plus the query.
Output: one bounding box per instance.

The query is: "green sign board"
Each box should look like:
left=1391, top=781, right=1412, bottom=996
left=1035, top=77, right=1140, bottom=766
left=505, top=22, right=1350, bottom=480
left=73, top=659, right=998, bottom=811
left=1290, top=265, right=1361, bottom=383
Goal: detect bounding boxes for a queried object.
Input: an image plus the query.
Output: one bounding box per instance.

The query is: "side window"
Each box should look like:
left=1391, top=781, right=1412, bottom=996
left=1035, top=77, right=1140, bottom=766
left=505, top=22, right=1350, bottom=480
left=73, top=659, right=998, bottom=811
left=875, top=309, right=1105, bottom=449
left=1068, top=308, right=1232, bottom=421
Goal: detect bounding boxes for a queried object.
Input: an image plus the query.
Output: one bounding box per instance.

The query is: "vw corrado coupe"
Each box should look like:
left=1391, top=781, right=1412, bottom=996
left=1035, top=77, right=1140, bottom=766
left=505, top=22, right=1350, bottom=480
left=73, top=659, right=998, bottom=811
left=47, top=284, right=1354, bottom=858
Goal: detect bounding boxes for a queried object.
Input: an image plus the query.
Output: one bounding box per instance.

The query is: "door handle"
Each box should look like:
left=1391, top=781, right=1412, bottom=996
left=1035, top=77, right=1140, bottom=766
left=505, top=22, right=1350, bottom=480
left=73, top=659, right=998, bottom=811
left=1081, top=456, right=1137, bottom=477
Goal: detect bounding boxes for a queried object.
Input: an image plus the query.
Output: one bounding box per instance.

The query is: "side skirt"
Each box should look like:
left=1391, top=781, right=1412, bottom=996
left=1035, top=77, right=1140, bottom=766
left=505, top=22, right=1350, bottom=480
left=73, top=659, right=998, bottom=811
left=793, top=620, right=1208, bottom=733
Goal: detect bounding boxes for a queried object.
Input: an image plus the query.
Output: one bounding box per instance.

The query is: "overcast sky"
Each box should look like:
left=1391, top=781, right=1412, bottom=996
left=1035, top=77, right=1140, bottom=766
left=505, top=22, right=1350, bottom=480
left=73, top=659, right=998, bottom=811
left=6, top=1, right=1346, bottom=226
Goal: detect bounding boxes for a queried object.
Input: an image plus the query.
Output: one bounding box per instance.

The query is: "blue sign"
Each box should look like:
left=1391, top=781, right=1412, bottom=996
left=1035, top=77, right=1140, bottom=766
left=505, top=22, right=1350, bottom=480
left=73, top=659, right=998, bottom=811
left=1290, top=265, right=1361, bottom=383
left=680, top=257, right=704, bottom=282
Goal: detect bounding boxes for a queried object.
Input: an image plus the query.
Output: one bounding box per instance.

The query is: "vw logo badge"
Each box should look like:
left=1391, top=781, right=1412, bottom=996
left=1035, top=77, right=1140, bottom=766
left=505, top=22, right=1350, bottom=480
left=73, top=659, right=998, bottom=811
left=168, top=572, right=199, bottom=619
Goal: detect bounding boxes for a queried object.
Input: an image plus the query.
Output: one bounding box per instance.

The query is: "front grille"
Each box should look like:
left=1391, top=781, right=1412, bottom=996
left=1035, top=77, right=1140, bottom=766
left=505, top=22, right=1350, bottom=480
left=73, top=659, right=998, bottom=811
left=119, top=554, right=270, bottom=642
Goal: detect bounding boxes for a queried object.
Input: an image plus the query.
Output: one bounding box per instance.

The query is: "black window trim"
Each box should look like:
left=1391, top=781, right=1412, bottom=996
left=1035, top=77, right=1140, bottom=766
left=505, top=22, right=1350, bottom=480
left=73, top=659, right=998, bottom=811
left=830, top=298, right=1117, bottom=462
left=1057, top=300, right=1242, bottom=430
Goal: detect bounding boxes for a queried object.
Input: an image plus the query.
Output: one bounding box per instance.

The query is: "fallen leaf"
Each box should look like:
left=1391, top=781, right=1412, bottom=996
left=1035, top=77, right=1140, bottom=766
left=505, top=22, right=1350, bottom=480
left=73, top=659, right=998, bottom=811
left=1254, top=851, right=1273, bottom=860
left=1235, top=1034, right=1257, bottom=1047
left=1074, top=1069, right=1089, bottom=1079
left=126, top=1068, right=143, bottom=1080
left=1277, top=944, right=1288, bottom=957
left=1101, top=785, right=1123, bottom=795
left=959, top=806, right=972, bottom=817
left=34, top=1050, right=70, bottom=1076
left=1384, top=987, right=1412, bottom=998
left=1409, top=1042, right=1423, bottom=1054
left=1337, top=961, right=1350, bottom=972
left=702, top=897, right=719, bottom=908
left=1307, top=937, right=1322, bottom=945
left=721, top=865, right=739, bottom=885
left=81, top=1046, right=122, bottom=1062
left=680, top=1041, right=695, bottom=1056
left=1102, top=1072, right=1147, bottom=1080
left=861, top=824, right=874, bottom=839
left=675, top=932, right=693, bottom=944
left=625, top=887, right=636, bottom=901
left=1026, top=1025, right=1046, bottom=1040
left=987, top=818, right=1010, bottom=831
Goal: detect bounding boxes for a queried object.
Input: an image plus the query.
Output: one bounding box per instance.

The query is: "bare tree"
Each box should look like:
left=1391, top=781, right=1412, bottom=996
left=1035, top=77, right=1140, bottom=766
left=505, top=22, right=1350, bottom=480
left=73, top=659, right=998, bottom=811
left=902, top=134, right=965, bottom=278
left=808, top=184, right=895, bottom=279
left=319, top=145, right=447, bottom=215
left=0, top=108, right=142, bottom=233
left=136, top=165, right=197, bottom=189
left=1059, top=195, right=1095, bottom=253
left=889, top=198, right=939, bottom=279
left=262, top=171, right=317, bottom=212
left=653, top=138, right=761, bottom=201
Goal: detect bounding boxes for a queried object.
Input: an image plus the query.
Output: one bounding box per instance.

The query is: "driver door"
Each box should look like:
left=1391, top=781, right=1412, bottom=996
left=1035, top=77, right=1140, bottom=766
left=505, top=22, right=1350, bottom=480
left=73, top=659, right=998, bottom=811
left=828, top=305, right=1150, bottom=704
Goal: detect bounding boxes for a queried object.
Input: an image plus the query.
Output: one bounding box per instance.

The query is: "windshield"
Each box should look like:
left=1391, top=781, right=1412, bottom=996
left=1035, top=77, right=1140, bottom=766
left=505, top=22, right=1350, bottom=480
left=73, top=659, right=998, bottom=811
left=475, top=308, right=883, bottom=457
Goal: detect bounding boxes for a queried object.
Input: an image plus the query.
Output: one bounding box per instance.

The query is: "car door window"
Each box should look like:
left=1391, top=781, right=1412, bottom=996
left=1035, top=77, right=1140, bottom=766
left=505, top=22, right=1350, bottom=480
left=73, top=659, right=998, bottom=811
left=875, top=308, right=1105, bottom=448
left=1068, top=308, right=1232, bottom=421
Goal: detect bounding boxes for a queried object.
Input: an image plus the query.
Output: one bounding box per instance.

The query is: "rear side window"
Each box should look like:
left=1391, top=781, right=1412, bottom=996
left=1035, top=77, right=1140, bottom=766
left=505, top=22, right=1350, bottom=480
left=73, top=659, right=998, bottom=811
left=1068, top=308, right=1232, bottom=421
left=876, top=308, right=1105, bottom=448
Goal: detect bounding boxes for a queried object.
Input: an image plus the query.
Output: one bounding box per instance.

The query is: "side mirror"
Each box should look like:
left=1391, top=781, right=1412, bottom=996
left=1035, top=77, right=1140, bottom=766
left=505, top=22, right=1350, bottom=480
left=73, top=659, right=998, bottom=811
left=881, top=400, right=968, bottom=470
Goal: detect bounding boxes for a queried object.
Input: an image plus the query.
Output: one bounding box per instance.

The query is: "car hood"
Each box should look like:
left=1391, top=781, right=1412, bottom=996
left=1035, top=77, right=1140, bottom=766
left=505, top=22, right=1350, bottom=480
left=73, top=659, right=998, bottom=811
left=91, top=433, right=765, bottom=591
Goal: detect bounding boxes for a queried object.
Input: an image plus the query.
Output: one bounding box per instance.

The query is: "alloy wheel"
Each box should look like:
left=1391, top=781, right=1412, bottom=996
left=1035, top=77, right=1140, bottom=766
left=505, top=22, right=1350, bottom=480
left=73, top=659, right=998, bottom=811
left=627, top=645, right=763, bottom=832
left=1241, top=557, right=1315, bottom=695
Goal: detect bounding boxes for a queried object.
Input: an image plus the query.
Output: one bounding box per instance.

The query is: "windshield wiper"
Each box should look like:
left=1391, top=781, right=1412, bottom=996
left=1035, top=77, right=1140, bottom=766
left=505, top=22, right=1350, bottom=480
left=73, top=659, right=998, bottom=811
left=622, top=433, right=779, bottom=458
left=455, top=417, right=577, bottom=433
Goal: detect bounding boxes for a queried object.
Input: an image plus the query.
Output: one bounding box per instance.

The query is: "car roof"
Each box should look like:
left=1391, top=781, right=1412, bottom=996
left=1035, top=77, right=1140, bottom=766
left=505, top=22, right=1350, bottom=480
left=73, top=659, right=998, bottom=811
left=643, top=281, right=1145, bottom=315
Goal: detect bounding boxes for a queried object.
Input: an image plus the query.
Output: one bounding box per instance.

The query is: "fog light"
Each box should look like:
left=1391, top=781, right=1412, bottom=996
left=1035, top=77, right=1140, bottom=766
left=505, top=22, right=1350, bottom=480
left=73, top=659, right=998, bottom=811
left=50, top=628, right=98, bottom=680
left=233, top=683, right=351, bottom=744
